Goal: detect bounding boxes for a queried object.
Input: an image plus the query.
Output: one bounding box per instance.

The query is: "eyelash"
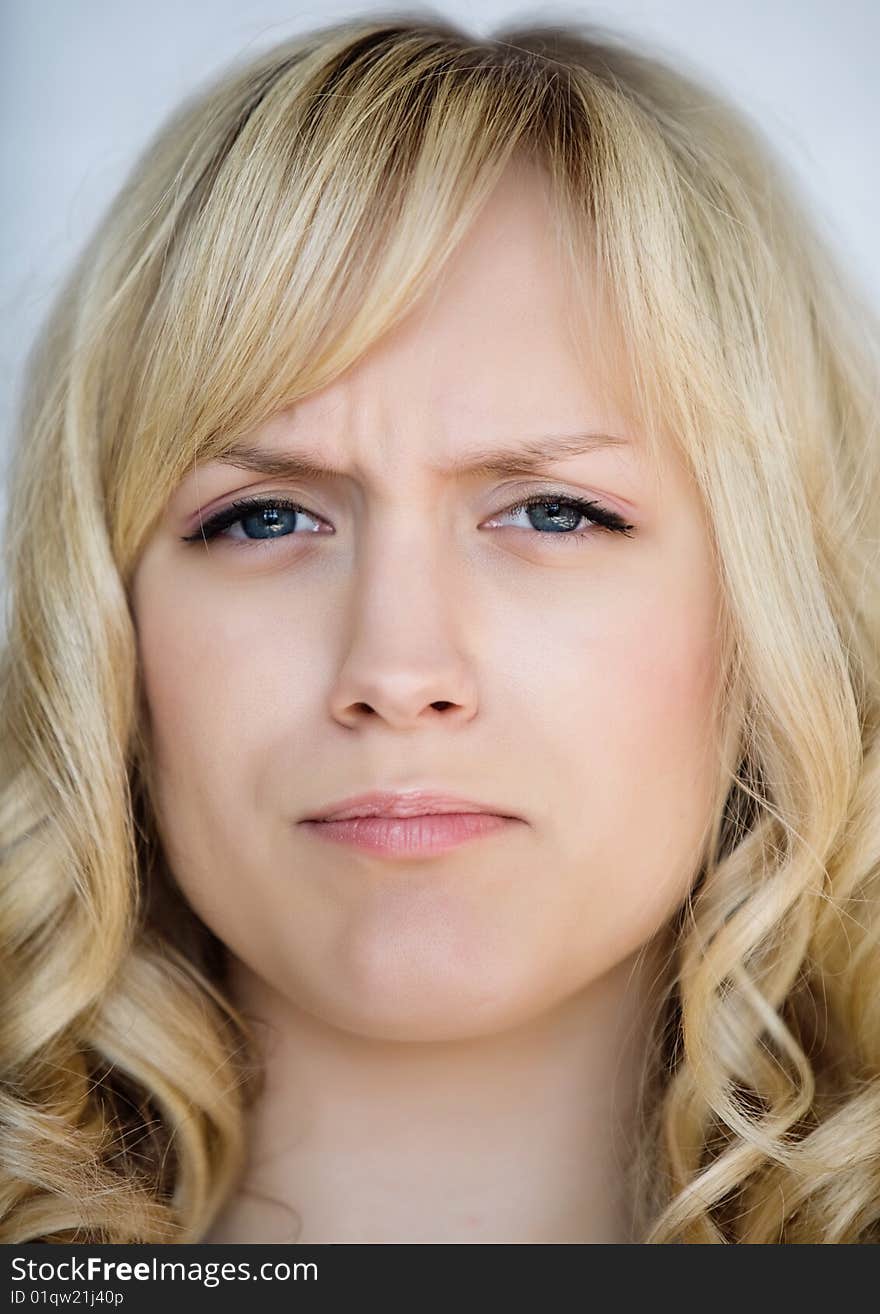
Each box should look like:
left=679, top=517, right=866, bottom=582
left=180, top=491, right=636, bottom=550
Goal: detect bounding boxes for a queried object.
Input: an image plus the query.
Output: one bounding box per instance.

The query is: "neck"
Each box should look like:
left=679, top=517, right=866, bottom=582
left=206, top=936, right=671, bottom=1244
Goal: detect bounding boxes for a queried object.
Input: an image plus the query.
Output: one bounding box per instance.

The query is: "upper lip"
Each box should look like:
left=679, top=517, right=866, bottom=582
left=302, top=789, right=520, bottom=822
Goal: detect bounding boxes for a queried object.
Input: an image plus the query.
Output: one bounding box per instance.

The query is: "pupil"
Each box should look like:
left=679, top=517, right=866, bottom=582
left=530, top=501, right=579, bottom=532
left=246, top=507, right=293, bottom=537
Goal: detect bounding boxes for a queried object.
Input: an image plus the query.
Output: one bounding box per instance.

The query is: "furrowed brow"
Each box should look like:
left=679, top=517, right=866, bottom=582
left=214, top=431, right=632, bottom=480
left=432, top=431, right=633, bottom=477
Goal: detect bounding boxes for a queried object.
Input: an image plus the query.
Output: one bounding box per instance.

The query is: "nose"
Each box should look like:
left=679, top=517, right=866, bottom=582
left=326, top=518, right=479, bottom=731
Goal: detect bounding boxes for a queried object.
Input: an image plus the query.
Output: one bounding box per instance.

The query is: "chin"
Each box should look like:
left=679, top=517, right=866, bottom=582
left=296, top=958, right=579, bottom=1044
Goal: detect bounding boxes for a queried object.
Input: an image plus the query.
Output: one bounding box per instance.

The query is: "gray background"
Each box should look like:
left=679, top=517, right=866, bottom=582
left=2, top=0, right=878, bottom=616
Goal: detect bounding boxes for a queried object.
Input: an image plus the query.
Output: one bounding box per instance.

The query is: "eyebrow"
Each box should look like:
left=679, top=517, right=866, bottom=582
left=214, top=431, right=633, bottom=480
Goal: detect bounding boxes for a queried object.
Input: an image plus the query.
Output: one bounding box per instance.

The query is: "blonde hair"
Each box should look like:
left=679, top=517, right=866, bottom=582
left=2, top=11, right=879, bottom=1243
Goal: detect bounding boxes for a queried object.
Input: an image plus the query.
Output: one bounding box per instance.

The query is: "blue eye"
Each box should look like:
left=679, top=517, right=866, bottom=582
left=181, top=497, right=323, bottom=545
left=492, top=493, right=635, bottom=544
left=179, top=491, right=635, bottom=549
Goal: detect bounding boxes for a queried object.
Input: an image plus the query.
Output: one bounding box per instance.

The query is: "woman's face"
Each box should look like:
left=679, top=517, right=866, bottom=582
left=131, top=163, right=723, bottom=1041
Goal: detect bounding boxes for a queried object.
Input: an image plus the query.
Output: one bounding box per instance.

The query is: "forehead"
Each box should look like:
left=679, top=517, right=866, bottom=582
left=355, top=157, right=607, bottom=389
left=169, top=159, right=679, bottom=506
left=228, top=165, right=637, bottom=460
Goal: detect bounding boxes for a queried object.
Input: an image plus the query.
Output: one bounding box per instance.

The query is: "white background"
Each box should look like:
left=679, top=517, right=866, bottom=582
left=2, top=0, right=878, bottom=594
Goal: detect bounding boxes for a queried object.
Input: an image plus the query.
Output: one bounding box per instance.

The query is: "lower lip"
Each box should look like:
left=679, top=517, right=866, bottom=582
left=300, top=813, right=516, bottom=857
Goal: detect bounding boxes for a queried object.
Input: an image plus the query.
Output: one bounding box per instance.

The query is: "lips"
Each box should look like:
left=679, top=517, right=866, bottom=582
left=302, top=788, right=519, bottom=823
left=301, top=812, right=515, bottom=858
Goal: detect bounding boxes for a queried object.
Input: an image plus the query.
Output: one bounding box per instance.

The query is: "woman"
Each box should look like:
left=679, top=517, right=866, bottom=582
left=1, top=13, right=878, bottom=1244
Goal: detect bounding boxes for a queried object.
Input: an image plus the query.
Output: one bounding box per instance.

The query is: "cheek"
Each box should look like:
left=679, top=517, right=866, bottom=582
left=547, top=582, right=722, bottom=943
left=137, top=599, right=228, bottom=786
left=615, top=611, right=719, bottom=769
left=533, top=567, right=720, bottom=785
left=132, top=574, right=314, bottom=888
left=136, top=570, right=311, bottom=768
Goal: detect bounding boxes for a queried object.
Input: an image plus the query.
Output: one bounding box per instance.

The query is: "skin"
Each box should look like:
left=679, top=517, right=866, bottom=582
left=131, top=159, right=724, bottom=1243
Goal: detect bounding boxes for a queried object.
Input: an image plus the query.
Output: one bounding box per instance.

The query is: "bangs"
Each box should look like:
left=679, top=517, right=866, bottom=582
left=106, top=20, right=749, bottom=572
